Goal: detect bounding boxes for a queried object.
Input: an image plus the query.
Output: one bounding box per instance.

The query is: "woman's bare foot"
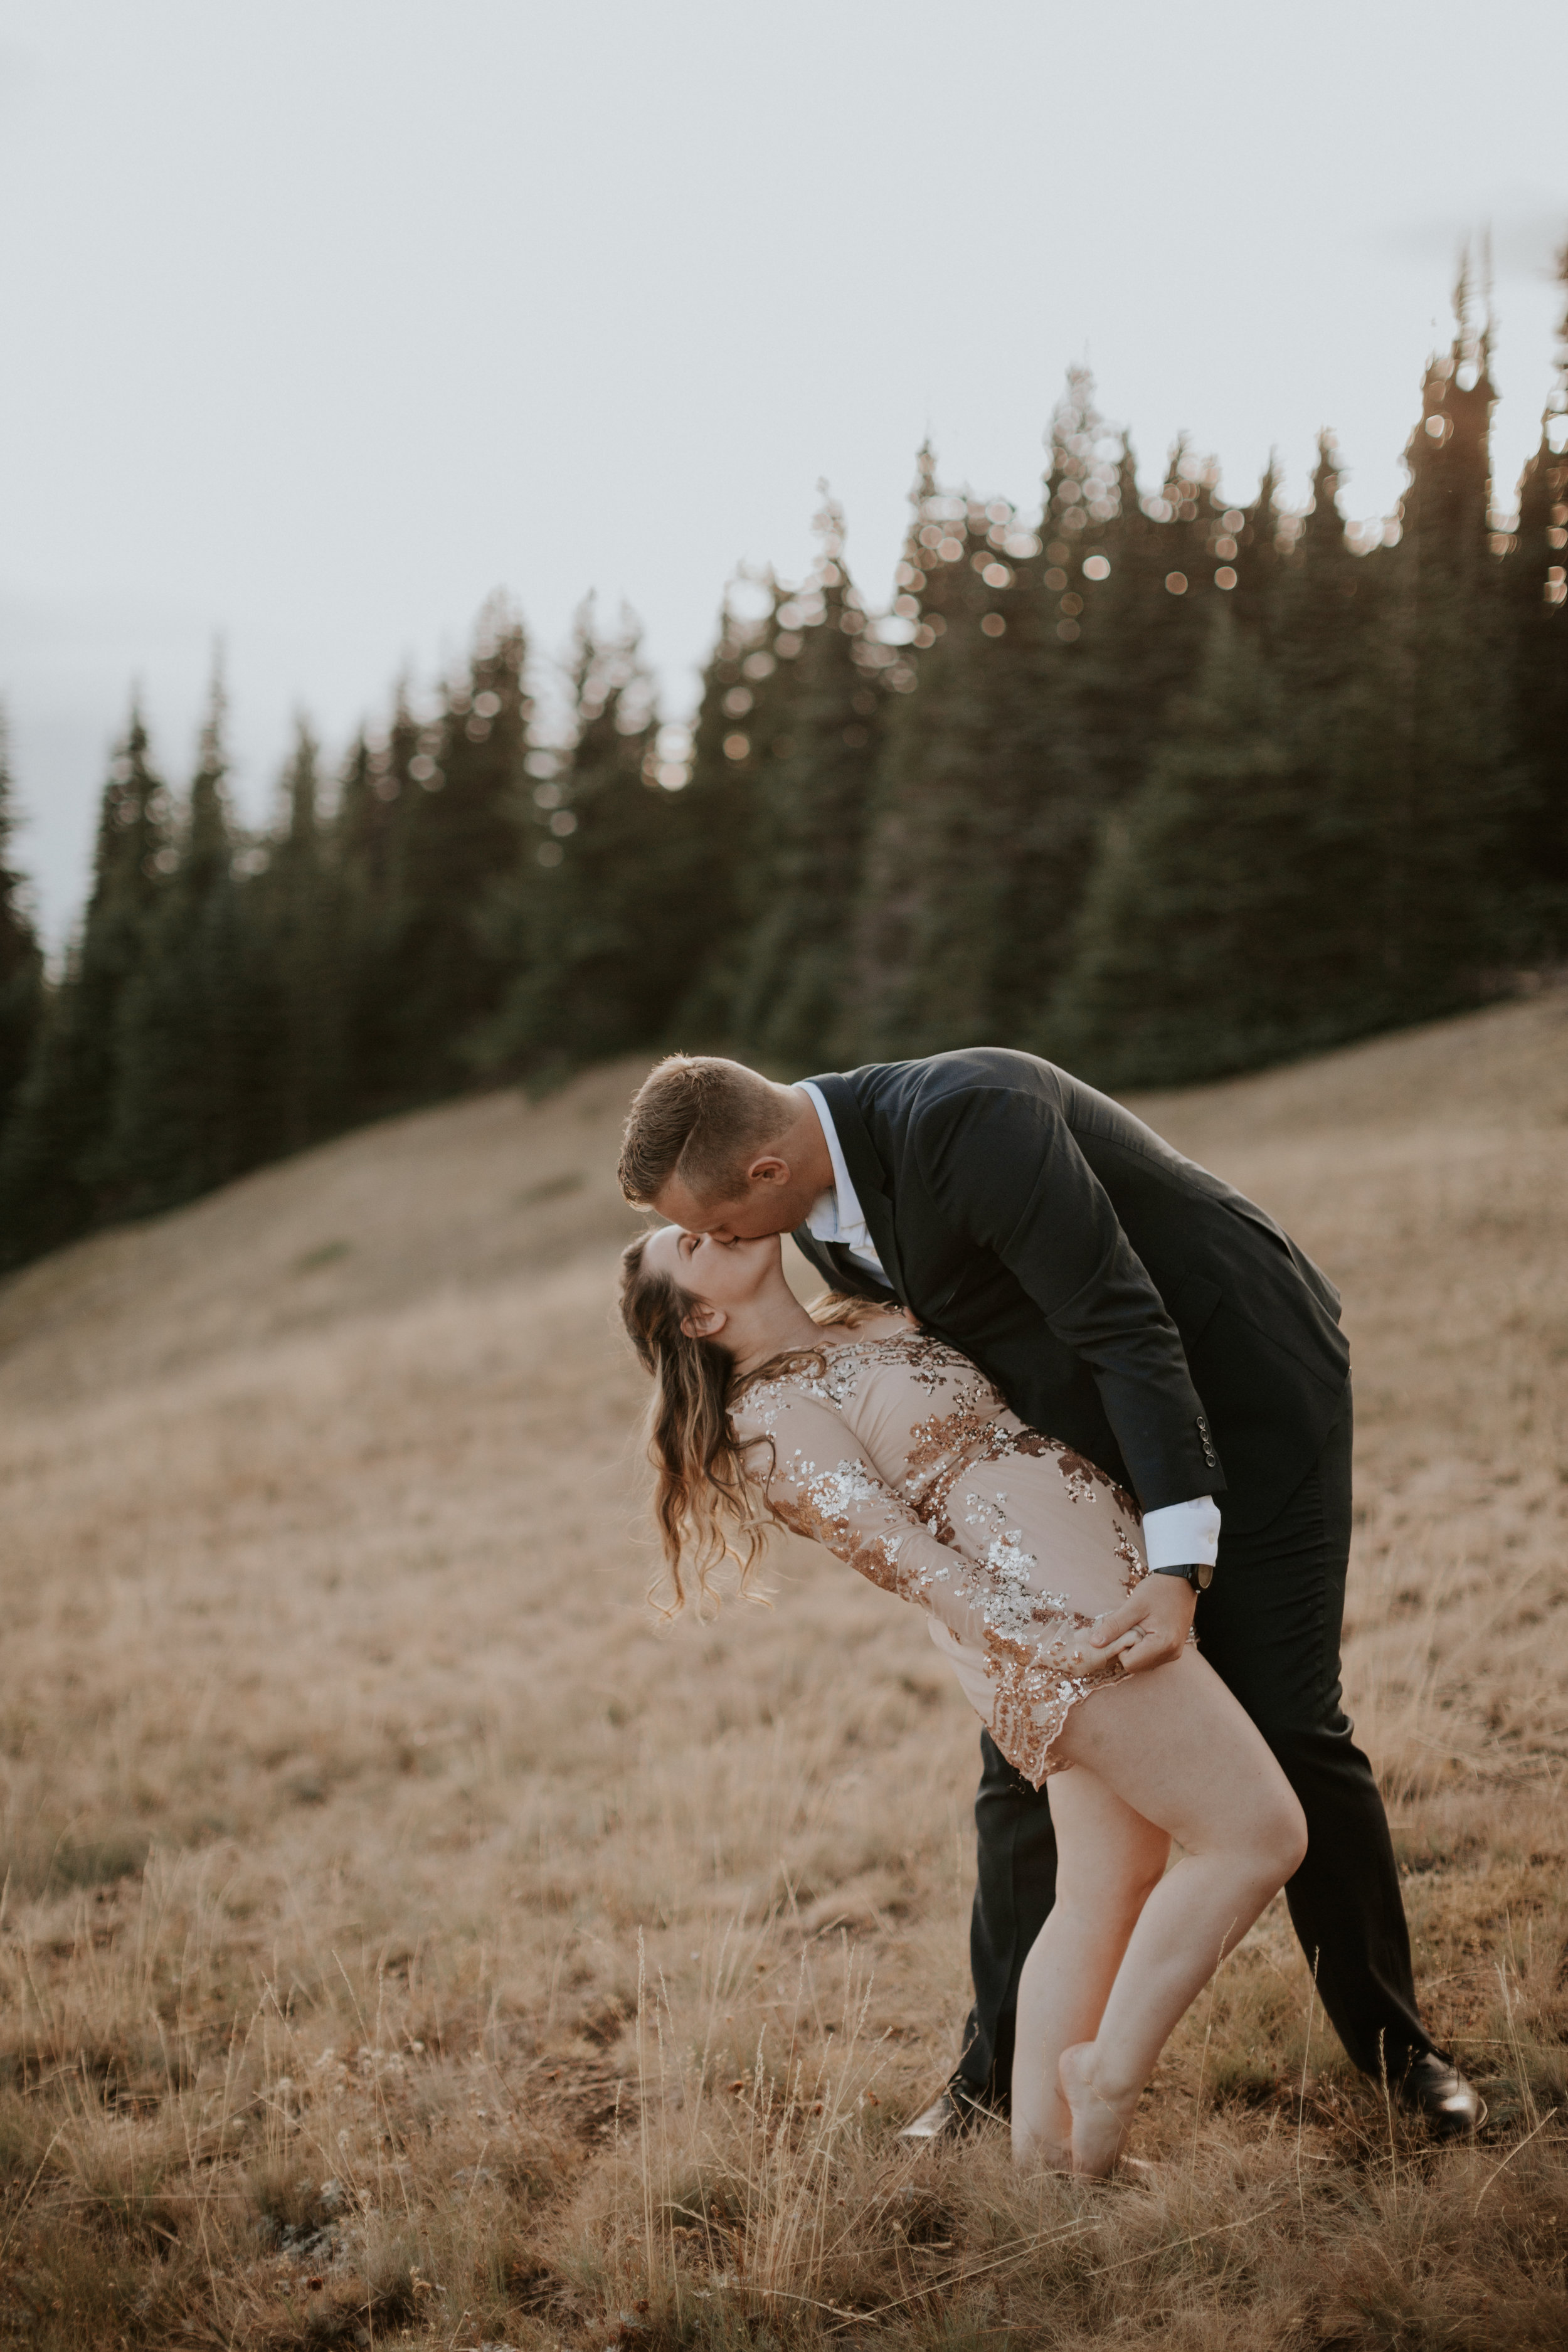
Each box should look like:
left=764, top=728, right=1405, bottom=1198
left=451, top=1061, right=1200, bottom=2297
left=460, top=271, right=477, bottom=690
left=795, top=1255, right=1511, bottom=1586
left=1059, top=2042, right=1139, bottom=2176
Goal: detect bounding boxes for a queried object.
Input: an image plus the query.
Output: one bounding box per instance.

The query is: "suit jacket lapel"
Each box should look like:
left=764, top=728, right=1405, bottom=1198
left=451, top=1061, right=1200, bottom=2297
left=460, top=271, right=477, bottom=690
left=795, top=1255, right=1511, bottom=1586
left=806, top=1072, right=907, bottom=1303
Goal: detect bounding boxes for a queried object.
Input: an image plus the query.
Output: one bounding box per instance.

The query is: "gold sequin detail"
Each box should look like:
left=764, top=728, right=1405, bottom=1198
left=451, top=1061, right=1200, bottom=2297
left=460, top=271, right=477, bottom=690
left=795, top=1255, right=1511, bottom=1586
left=731, top=1330, right=1152, bottom=1786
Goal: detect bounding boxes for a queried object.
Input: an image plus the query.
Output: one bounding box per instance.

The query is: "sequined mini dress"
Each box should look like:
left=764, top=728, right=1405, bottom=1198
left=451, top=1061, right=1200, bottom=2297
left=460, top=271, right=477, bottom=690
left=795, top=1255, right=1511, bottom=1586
left=731, top=1327, right=1150, bottom=1788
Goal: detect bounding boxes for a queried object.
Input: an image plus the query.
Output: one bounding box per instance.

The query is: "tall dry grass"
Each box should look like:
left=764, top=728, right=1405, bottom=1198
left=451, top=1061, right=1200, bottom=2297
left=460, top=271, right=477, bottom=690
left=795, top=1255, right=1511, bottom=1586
left=0, top=1000, right=1564, bottom=2346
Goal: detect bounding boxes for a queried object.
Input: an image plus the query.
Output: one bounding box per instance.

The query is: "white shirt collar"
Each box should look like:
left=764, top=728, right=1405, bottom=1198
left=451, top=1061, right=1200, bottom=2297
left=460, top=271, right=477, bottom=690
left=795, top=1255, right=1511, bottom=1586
left=798, top=1080, right=875, bottom=1253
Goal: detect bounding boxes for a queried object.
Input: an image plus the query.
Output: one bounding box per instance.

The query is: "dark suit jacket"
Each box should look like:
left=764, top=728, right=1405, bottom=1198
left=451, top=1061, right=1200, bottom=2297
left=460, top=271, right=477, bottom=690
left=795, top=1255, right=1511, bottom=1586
left=792, top=1049, right=1349, bottom=1535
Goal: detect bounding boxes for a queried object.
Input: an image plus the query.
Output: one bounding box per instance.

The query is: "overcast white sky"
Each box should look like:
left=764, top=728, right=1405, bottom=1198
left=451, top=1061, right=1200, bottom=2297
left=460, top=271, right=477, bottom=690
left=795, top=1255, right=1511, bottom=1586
left=3, top=0, right=1565, bottom=941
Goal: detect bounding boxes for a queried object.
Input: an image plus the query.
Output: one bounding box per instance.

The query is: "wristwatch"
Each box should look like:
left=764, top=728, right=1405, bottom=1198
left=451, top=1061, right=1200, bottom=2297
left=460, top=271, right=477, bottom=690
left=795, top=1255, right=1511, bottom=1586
left=1153, top=1562, right=1214, bottom=1592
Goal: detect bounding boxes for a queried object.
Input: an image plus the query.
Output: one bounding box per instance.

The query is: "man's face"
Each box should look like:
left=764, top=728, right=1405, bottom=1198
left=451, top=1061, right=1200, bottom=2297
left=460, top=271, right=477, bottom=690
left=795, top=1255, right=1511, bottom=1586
left=653, top=1155, right=817, bottom=1243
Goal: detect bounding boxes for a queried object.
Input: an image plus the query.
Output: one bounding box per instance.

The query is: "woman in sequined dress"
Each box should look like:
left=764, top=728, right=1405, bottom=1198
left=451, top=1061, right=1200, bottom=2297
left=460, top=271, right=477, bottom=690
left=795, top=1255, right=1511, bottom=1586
left=619, top=1224, right=1306, bottom=2177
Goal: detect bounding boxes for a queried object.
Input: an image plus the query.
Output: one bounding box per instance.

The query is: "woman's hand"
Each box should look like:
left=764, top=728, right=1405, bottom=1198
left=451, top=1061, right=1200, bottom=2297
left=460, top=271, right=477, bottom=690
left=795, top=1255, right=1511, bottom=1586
left=1089, top=1574, right=1197, bottom=1673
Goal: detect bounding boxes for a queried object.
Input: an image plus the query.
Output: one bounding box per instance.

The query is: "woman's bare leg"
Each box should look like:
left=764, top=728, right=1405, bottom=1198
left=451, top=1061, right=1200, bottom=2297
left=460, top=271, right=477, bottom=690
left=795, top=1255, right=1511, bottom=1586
left=1044, top=1647, right=1307, bottom=2175
left=1010, top=1770, right=1169, bottom=2167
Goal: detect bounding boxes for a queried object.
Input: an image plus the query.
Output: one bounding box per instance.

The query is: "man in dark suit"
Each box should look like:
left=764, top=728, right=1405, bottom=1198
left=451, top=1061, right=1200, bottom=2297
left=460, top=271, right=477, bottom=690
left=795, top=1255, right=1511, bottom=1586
left=620, top=1047, right=1478, bottom=2136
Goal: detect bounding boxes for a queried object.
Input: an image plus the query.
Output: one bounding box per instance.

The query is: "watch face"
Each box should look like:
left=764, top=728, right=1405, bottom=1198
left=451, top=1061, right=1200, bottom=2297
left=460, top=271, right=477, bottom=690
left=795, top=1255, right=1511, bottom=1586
left=1195, top=1562, right=1214, bottom=1591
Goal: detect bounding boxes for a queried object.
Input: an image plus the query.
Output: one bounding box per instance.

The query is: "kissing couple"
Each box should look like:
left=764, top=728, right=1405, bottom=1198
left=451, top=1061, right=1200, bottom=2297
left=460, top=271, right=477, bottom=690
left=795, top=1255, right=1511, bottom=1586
left=615, top=1047, right=1478, bottom=2173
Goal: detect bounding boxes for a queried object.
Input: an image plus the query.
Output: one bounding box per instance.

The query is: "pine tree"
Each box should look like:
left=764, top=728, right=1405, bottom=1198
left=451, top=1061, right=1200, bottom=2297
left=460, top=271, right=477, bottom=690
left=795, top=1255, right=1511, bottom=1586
left=852, top=447, right=1073, bottom=1057
left=0, top=705, right=171, bottom=1264
left=109, top=675, right=257, bottom=1212
left=1273, top=434, right=1364, bottom=697
left=1226, top=456, right=1285, bottom=644
left=336, top=701, right=423, bottom=1120
left=254, top=718, right=346, bottom=1153
left=472, top=605, right=714, bottom=1078
left=728, top=500, right=884, bottom=1069
left=852, top=454, right=1000, bottom=1056
left=1500, top=240, right=1568, bottom=949
left=655, top=581, right=787, bottom=1038
left=1053, top=276, right=1524, bottom=1087
left=999, top=377, right=1144, bottom=1039
left=1372, top=270, right=1518, bottom=1009
left=0, top=708, right=43, bottom=1148
left=1047, top=608, right=1392, bottom=1083
left=1067, top=430, right=1214, bottom=820
left=385, top=602, right=531, bottom=1102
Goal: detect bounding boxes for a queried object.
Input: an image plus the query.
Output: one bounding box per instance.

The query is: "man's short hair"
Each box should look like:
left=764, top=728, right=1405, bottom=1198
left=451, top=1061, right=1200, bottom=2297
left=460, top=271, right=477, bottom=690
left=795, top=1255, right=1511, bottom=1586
left=618, top=1056, right=795, bottom=1208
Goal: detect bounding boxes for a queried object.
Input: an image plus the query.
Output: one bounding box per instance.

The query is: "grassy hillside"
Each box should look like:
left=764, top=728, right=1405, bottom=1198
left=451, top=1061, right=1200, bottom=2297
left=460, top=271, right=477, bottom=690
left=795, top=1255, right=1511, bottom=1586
left=1, top=997, right=1565, bottom=2348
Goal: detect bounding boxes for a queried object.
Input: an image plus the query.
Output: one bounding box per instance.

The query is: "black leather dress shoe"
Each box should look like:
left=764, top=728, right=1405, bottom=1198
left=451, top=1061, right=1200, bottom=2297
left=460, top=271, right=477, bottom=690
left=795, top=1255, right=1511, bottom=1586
left=1397, top=2054, right=1483, bottom=2138
left=898, top=2085, right=991, bottom=2143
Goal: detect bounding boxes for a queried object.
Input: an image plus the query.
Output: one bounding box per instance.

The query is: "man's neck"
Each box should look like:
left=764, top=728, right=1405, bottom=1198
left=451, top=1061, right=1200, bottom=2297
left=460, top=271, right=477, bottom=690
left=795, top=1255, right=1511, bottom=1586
left=788, top=1084, right=838, bottom=1201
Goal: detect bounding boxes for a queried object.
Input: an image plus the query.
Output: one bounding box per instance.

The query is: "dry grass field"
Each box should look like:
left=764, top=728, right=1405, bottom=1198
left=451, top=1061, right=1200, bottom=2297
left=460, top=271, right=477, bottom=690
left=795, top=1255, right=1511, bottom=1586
left=1, top=995, right=1567, bottom=2349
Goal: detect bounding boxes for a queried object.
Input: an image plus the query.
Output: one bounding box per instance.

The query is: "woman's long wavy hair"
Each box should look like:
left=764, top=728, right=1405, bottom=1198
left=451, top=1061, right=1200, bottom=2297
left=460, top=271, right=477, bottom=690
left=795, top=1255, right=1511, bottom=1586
left=618, top=1231, right=886, bottom=1616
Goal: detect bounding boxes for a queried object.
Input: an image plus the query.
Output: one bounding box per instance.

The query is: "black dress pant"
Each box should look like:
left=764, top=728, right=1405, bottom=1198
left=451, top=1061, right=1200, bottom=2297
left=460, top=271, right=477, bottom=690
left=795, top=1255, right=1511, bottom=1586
left=953, top=1382, right=1436, bottom=2108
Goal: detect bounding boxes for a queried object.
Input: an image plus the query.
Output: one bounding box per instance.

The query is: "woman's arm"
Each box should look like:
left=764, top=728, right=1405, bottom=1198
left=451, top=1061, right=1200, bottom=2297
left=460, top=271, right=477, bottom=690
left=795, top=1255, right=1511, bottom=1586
left=739, top=1384, right=1130, bottom=1671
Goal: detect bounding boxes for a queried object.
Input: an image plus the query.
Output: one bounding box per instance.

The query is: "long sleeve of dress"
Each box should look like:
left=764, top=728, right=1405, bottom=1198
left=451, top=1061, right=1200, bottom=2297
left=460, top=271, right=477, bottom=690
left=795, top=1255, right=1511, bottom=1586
left=736, top=1379, right=1078, bottom=1670
left=731, top=1333, right=1150, bottom=1786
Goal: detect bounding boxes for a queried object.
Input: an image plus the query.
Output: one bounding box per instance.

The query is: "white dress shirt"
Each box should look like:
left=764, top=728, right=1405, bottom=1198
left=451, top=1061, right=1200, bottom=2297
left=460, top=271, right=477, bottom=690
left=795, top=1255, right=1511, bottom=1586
left=798, top=1082, right=1219, bottom=1568
left=798, top=1081, right=890, bottom=1281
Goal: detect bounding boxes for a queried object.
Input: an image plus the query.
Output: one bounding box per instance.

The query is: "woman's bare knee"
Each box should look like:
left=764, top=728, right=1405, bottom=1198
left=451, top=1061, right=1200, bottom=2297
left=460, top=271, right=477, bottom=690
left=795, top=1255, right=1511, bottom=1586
left=1263, top=1791, right=1309, bottom=1883
left=1061, top=1655, right=1303, bottom=1869
left=1223, top=1787, right=1308, bottom=1893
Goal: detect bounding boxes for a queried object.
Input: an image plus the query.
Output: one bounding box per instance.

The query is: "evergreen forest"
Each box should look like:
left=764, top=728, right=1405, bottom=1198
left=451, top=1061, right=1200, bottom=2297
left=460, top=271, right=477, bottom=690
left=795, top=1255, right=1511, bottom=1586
left=1, top=270, right=1564, bottom=1273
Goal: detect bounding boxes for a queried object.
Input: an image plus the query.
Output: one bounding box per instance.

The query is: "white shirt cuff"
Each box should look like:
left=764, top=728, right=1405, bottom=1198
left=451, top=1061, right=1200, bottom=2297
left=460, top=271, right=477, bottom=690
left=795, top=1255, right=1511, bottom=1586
left=1142, top=1496, right=1222, bottom=1571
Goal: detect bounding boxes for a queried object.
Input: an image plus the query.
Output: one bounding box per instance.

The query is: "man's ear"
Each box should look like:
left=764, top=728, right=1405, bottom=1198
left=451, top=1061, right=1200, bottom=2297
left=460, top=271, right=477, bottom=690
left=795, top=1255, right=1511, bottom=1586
left=681, top=1301, right=727, bottom=1341
left=745, top=1153, right=792, bottom=1189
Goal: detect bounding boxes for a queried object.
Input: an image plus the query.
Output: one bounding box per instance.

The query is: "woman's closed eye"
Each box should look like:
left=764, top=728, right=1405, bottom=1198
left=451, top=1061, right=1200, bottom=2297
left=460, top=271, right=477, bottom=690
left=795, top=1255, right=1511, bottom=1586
left=682, top=1230, right=738, bottom=1256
